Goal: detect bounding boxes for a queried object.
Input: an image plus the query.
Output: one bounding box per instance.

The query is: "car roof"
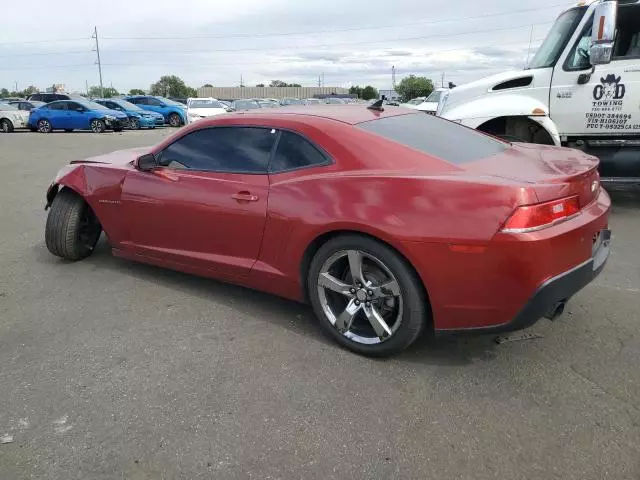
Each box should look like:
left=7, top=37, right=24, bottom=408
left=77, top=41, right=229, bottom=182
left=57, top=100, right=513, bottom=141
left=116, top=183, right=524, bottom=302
left=217, top=104, right=418, bottom=125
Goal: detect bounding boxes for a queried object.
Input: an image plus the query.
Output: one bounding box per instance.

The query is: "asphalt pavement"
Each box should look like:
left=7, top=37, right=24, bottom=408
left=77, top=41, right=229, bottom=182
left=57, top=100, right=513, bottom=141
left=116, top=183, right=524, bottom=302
left=1, top=129, right=639, bottom=480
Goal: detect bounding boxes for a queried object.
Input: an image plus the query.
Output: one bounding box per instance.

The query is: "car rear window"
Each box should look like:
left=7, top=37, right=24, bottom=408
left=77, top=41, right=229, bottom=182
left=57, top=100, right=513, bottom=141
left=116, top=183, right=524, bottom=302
left=357, top=113, right=507, bottom=164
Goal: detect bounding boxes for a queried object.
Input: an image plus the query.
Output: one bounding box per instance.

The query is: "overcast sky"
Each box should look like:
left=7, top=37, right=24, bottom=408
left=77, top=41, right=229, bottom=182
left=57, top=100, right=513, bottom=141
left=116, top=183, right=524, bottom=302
left=0, top=0, right=576, bottom=93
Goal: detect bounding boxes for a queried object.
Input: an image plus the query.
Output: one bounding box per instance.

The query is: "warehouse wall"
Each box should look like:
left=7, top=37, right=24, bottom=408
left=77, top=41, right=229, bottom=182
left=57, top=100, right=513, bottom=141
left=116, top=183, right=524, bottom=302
left=196, top=86, right=350, bottom=100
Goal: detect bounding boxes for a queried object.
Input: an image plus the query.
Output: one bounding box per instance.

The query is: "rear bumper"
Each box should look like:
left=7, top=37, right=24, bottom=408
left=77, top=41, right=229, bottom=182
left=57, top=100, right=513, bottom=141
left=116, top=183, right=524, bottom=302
left=437, top=229, right=611, bottom=334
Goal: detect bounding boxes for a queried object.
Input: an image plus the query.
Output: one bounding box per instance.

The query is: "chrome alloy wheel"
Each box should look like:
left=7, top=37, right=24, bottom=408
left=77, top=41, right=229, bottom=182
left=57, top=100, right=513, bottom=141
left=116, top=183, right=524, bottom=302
left=317, top=250, right=403, bottom=345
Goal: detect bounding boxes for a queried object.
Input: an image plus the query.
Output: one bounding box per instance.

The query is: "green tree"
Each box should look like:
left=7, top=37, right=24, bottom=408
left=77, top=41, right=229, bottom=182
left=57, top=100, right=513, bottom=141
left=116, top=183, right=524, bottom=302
left=361, top=85, right=379, bottom=101
left=203, top=83, right=213, bottom=88
left=349, top=85, right=363, bottom=98
left=88, top=85, right=119, bottom=98
left=396, top=75, right=434, bottom=102
left=150, top=75, right=197, bottom=98
left=129, top=88, right=146, bottom=95
left=256, top=83, right=265, bottom=87
left=269, top=80, right=301, bottom=87
left=19, top=85, right=38, bottom=97
left=0, top=88, right=9, bottom=98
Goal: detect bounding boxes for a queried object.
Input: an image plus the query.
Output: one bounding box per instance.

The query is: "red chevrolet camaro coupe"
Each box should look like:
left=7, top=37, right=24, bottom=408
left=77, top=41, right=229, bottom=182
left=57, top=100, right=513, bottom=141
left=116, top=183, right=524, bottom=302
left=44, top=104, right=611, bottom=356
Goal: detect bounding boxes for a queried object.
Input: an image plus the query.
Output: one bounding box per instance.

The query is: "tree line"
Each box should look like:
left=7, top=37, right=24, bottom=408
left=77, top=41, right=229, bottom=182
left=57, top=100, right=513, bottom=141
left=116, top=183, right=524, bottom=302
left=2, top=74, right=436, bottom=102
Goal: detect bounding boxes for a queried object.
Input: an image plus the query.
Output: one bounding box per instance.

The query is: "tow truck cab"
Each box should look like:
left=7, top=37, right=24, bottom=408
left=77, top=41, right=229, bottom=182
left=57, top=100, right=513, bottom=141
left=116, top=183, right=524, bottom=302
left=437, top=0, right=640, bottom=183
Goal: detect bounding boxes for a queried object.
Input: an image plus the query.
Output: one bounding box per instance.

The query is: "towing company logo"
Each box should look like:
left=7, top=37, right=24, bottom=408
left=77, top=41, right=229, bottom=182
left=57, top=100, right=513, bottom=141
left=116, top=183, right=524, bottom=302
left=593, top=74, right=625, bottom=102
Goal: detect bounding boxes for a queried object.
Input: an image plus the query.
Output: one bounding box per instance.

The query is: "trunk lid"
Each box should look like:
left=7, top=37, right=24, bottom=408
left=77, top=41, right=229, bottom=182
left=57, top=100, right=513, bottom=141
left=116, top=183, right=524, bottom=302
left=464, top=143, right=600, bottom=207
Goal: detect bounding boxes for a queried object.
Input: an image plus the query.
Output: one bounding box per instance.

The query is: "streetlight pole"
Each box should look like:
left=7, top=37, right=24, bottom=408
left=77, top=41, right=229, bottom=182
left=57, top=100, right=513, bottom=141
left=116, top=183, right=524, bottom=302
left=92, top=26, right=104, bottom=98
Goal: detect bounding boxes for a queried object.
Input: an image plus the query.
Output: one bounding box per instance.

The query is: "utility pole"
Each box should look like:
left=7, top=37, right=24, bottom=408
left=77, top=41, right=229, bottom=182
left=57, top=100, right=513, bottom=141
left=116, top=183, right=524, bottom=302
left=240, top=74, right=244, bottom=87
left=14, top=81, right=18, bottom=93
left=92, top=26, right=104, bottom=98
left=85, top=80, right=89, bottom=97
left=321, top=72, right=325, bottom=88
left=441, top=72, right=445, bottom=88
left=318, top=74, right=321, bottom=87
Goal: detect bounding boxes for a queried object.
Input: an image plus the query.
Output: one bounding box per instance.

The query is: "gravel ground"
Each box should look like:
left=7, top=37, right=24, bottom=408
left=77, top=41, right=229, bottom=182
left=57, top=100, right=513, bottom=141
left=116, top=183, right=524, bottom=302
left=1, top=129, right=639, bottom=480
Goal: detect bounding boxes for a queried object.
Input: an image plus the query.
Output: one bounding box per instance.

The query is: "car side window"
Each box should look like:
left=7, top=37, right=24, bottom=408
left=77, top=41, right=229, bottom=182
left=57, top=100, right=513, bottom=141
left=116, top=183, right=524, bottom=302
left=270, top=131, right=330, bottom=173
left=49, top=102, right=67, bottom=111
left=130, top=98, right=144, bottom=105
left=158, top=127, right=276, bottom=174
left=106, top=102, right=118, bottom=110
left=68, top=102, right=83, bottom=111
left=147, top=98, right=163, bottom=106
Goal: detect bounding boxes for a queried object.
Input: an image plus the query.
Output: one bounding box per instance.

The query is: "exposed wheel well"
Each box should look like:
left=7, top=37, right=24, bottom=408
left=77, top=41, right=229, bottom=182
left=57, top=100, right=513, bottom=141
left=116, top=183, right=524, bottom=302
left=299, top=230, right=432, bottom=319
left=478, top=116, right=555, bottom=145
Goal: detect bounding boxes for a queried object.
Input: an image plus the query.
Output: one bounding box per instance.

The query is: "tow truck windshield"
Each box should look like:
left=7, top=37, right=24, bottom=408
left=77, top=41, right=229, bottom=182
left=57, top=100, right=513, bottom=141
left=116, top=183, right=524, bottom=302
left=528, top=7, right=586, bottom=69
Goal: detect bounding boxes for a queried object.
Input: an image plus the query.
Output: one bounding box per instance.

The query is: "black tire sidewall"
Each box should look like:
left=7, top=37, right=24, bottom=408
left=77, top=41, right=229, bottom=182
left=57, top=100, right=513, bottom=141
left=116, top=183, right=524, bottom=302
left=130, top=118, right=140, bottom=129
left=38, top=119, right=51, bottom=133
left=307, top=235, right=428, bottom=357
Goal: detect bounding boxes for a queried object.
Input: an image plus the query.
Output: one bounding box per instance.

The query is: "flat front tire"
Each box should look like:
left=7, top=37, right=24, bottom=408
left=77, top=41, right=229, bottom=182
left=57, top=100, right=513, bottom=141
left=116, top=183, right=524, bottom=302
left=308, top=235, right=429, bottom=357
left=45, top=189, right=102, bottom=261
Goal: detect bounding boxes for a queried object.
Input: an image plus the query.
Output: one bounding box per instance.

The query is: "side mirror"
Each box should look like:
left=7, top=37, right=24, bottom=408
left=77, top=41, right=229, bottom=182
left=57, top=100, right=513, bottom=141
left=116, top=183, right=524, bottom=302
left=590, top=1, right=617, bottom=65
left=136, top=153, right=159, bottom=171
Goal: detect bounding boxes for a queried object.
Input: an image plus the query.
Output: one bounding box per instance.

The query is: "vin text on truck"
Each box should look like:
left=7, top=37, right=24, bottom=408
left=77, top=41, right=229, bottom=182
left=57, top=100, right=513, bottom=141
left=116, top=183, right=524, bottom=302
left=436, top=0, right=640, bottom=183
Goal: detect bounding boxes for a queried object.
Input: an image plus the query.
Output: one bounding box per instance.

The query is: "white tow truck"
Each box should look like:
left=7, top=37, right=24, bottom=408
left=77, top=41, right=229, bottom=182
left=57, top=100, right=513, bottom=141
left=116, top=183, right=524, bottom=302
left=437, top=0, right=640, bottom=182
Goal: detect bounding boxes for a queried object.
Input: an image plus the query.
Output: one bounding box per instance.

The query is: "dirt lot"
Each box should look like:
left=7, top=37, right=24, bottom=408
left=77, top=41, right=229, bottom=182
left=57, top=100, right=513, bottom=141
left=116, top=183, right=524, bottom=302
left=1, top=129, right=639, bottom=480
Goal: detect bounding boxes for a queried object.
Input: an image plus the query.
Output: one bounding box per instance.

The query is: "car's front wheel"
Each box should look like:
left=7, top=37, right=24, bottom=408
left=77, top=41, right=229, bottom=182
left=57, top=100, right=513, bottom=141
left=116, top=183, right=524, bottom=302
left=129, top=117, right=141, bottom=130
left=0, top=119, right=14, bottom=133
left=37, top=119, right=52, bottom=133
left=90, top=119, right=106, bottom=133
left=45, top=189, right=102, bottom=261
left=168, top=113, right=182, bottom=127
left=308, top=235, right=429, bottom=357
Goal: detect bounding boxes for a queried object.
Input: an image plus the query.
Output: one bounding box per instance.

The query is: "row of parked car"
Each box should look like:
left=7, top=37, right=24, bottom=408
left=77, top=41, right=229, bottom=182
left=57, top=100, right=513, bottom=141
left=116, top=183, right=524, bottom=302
left=0, top=93, right=358, bottom=134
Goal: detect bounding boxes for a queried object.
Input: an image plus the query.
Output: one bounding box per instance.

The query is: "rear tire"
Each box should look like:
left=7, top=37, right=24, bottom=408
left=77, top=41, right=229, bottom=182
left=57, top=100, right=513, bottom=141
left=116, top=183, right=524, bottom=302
left=37, top=119, right=52, bottom=133
left=0, top=119, right=14, bottom=133
left=45, top=189, right=102, bottom=261
left=307, top=235, right=428, bottom=357
left=168, top=112, right=182, bottom=127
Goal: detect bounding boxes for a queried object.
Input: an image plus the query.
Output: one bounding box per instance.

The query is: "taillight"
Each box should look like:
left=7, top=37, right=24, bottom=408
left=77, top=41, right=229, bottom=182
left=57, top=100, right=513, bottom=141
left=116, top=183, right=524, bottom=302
left=501, top=196, right=580, bottom=233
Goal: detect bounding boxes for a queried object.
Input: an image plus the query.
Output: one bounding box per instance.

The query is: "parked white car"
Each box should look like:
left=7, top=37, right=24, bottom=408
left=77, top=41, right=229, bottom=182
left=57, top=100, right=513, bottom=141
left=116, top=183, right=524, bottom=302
left=400, top=88, right=449, bottom=114
left=186, top=98, right=229, bottom=123
left=0, top=103, right=30, bottom=132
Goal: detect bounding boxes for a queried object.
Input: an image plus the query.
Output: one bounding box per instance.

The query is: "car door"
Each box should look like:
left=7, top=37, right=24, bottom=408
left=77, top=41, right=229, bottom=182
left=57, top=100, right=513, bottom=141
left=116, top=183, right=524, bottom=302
left=144, top=97, right=166, bottom=118
left=47, top=102, right=69, bottom=128
left=120, top=126, right=277, bottom=279
left=550, top=4, right=640, bottom=136
left=66, top=101, right=90, bottom=129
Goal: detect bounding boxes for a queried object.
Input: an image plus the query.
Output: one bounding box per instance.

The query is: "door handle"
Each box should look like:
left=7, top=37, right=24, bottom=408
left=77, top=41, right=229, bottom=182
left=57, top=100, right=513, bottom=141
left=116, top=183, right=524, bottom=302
left=231, top=191, right=259, bottom=202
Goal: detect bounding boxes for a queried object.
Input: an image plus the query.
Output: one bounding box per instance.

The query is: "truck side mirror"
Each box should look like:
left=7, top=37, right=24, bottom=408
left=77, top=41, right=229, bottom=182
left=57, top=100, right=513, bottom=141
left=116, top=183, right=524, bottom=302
left=590, top=1, right=617, bottom=65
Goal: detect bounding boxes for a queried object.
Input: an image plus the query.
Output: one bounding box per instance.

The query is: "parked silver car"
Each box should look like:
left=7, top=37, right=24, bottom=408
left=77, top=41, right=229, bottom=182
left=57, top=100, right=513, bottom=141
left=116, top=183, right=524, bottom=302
left=0, top=103, right=30, bottom=132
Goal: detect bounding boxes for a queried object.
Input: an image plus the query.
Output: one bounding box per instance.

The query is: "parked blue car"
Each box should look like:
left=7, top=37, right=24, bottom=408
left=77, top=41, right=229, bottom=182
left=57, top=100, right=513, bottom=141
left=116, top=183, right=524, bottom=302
left=94, top=98, right=164, bottom=129
left=123, top=95, right=186, bottom=127
left=28, top=99, right=128, bottom=133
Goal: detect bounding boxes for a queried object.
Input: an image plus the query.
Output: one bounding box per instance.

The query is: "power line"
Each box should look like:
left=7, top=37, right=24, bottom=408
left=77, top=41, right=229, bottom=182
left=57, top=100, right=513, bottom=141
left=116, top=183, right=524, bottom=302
left=100, top=2, right=573, bottom=41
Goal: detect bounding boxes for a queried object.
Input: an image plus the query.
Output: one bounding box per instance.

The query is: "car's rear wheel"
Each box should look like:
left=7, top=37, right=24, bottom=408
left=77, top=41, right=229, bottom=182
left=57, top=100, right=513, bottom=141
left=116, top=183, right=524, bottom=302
left=45, top=189, right=102, bottom=261
left=0, top=119, right=14, bottom=133
left=37, top=119, right=52, bottom=133
left=90, top=119, right=106, bottom=133
left=129, top=117, right=141, bottom=130
left=308, top=235, right=428, bottom=357
left=168, top=113, right=182, bottom=127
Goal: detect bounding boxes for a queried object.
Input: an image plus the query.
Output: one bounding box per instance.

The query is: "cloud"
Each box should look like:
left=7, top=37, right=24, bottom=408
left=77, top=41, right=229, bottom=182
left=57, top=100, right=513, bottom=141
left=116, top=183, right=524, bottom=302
left=0, top=0, right=567, bottom=91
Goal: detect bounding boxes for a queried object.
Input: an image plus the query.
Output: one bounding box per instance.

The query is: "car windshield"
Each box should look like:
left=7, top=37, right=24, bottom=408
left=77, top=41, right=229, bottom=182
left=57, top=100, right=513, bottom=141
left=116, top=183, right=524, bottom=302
left=235, top=100, right=260, bottom=109
left=0, top=103, right=18, bottom=111
left=188, top=99, right=224, bottom=109
left=528, top=7, right=586, bottom=69
left=76, top=100, right=109, bottom=110
left=325, top=98, right=345, bottom=104
left=161, top=97, right=184, bottom=106
left=112, top=99, right=144, bottom=111
left=358, top=113, right=506, bottom=164
left=425, top=91, right=442, bottom=102
left=407, top=97, right=425, bottom=105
